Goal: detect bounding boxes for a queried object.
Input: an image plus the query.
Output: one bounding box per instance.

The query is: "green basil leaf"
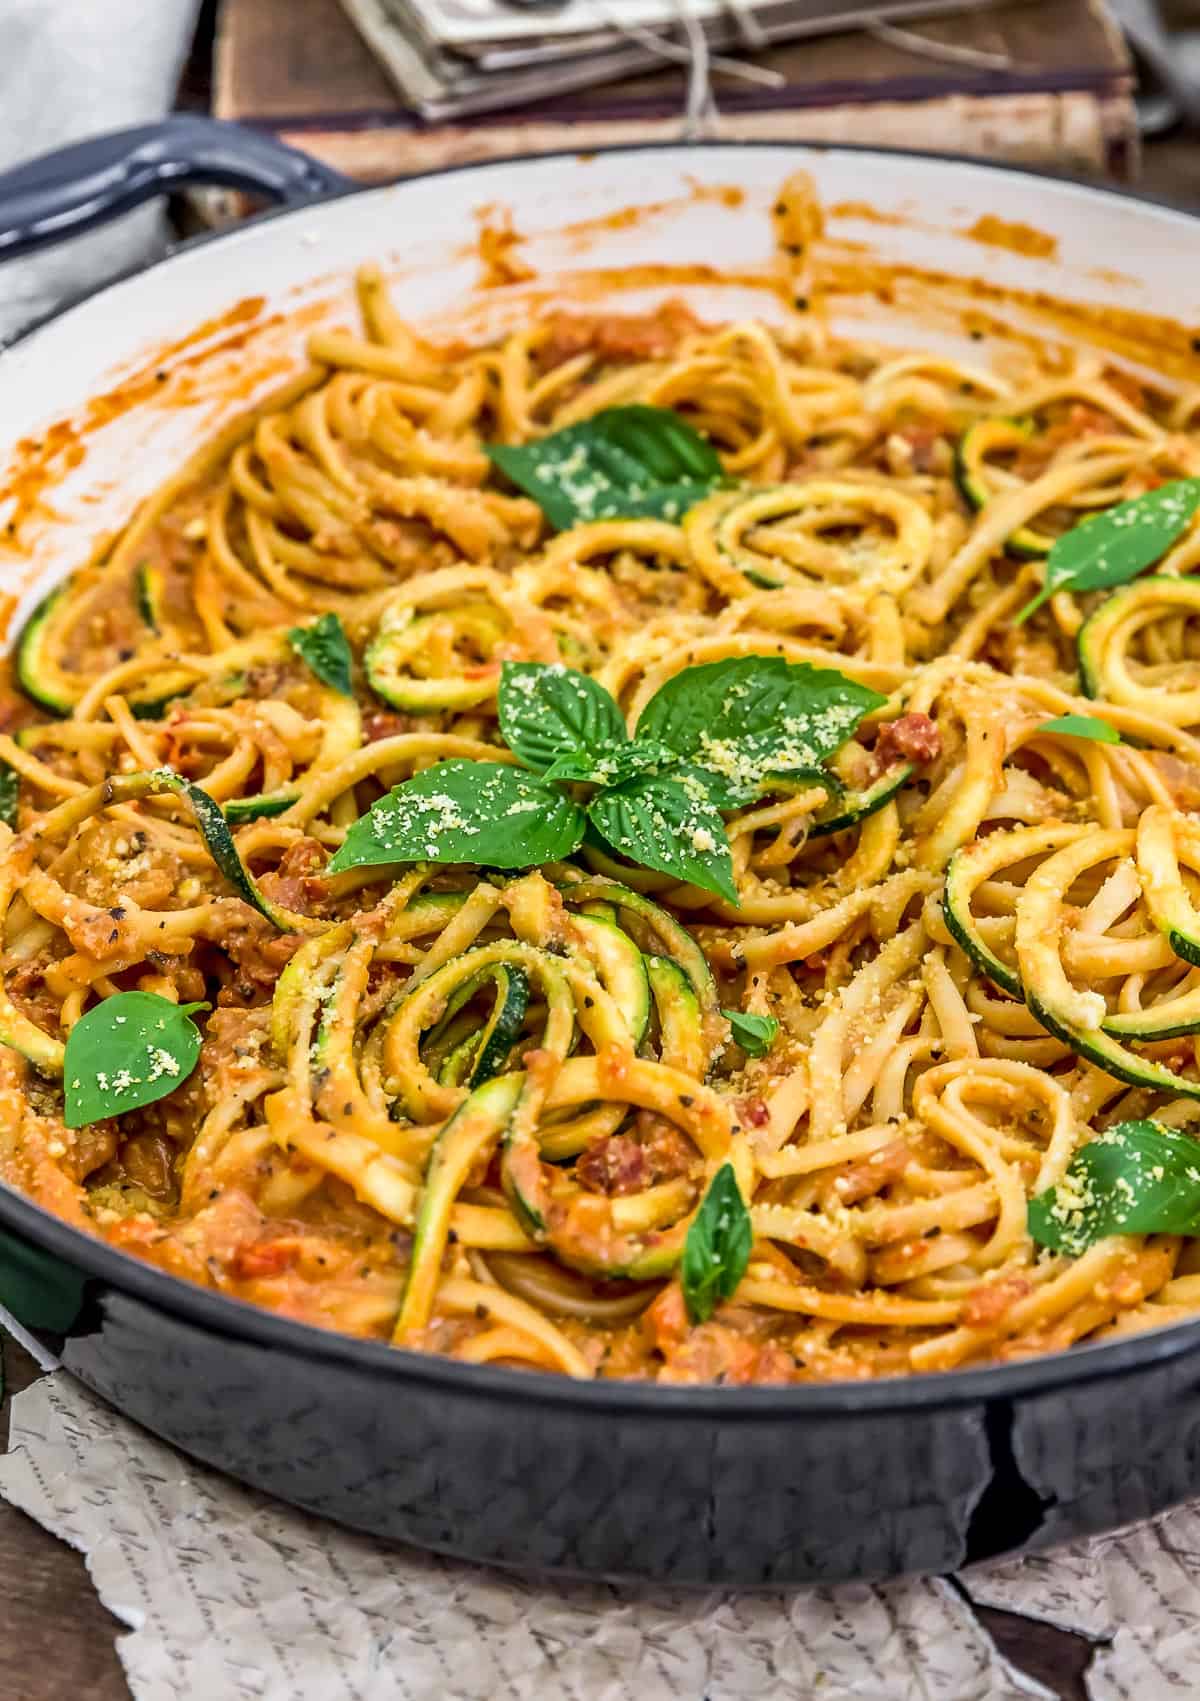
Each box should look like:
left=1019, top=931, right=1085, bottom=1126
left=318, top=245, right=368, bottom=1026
left=0, top=763, right=18, bottom=829
left=328, top=760, right=585, bottom=873
left=1036, top=713, right=1120, bottom=744
left=64, top=992, right=208, bottom=1129
left=543, top=737, right=680, bottom=788
left=680, top=1162, right=753, bottom=1323
left=288, top=612, right=354, bottom=696
left=540, top=753, right=607, bottom=786
left=636, top=656, right=886, bottom=806
left=601, top=404, right=720, bottom=480
left=498, top=662, right=627, bottom=774
left=683, top=762, right=834, bottom=814
left=1015, top=478, right=1200, bottom=623
left=723, top=1010, right=779, bottom=1058
left=1028, top=1119, right=1200, bottom=1254
left=587, top=771, right=737, bottom=904
left=487, top=404, right=722, bottom=532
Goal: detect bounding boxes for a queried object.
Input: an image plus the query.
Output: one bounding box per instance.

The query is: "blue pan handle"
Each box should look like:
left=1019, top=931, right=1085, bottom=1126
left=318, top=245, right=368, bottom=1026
left=0, top=115, right=352, bottom=261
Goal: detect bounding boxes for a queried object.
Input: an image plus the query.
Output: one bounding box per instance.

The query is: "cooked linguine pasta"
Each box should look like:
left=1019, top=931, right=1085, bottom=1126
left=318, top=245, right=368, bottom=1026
left=8, top=245, right=1200, bottom=1385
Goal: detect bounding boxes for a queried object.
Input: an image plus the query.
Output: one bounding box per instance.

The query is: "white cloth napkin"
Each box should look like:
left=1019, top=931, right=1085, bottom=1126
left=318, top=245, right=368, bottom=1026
left=8, top=1363, right=1200, bottom=1701
left=0, top=0, right=200, bottom=343
left=0, top=1367, right=1057, bottom=1701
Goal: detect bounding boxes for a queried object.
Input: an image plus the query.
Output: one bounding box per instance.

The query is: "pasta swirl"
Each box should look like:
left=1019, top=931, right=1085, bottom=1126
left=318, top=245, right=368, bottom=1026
left=7, top=257, right=1200, bottom=1384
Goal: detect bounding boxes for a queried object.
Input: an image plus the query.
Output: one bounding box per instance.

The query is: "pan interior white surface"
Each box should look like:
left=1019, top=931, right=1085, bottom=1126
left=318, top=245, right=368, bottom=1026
left=1, top=143, right=1198, bottom=627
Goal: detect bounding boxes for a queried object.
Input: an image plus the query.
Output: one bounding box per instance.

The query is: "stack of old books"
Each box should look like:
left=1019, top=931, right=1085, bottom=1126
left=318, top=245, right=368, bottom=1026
left=338, top=0, right=1048, bottom=124
left=214, top=0, right=1137, bottom=182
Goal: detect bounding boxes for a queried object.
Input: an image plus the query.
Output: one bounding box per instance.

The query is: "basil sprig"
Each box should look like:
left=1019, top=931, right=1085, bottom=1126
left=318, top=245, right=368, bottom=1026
left=723, top=1010, right=779, bottom=1057
left=330, top=656, right=883, bottom=901
left=681, top=1162, right=753, bottom=1323
left=288, top=612, right=354, bottom=697
left=1014, top=478, right=1200, bottom=624
left=1029, top=1119, right=1200, bottom=1255
left=64, top=991, right=208, bottom=1129
left=487, top=404, right=723, bottom=531
left=1036, top=714, right=1120, bottom=745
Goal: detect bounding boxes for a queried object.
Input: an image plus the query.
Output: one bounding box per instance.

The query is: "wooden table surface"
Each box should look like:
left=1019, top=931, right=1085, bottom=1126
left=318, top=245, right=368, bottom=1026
left=4, top=8, right=1200, bottom=1697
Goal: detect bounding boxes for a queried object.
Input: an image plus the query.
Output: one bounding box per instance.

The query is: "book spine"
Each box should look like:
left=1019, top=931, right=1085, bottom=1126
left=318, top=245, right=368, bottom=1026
left=257, top=88, right=1136, bottom=183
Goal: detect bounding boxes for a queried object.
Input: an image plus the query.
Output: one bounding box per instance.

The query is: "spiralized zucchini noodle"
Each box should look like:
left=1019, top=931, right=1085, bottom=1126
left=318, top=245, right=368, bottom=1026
left=10, top=236, right=1200, bottom=1384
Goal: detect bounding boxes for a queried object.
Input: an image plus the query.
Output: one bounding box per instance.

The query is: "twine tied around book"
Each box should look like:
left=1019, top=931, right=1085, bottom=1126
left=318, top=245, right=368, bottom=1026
left=867, top=16, right=1022, bottom=71
left=602, top=0, right=784, bottom=140
left=606, top=0, right=1020, bottom=142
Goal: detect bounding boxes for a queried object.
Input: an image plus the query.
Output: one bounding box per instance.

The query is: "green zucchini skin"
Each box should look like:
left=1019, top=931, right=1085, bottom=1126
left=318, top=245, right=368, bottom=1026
left=365, top=608, right=499, bottom=713
left=1167, top=928, right=1200, bottom=971
left=0, top=764, right=18, bottom=830
left=572, top=912, right=650, bottom=1047
left=1026, top=992, right=1200, bottom=1099
left=130, top=690, right=186, bottom=720
left=0, top=1008, right=65, bottom=1075
left=1076, top=594, right=1113, bottom=699
left=947, top=896, right=1200, bottom=1039
left=223, top=792, right=299, bottom=823
left=1137, top=807, right=1200, bottom=970
left=15, top=582, right=184, bottom=719
left=646, top=955, right=703, bottom=1074
left=135, top=562, right=166, bottom=632
left=165, top=775, right=292, bottom=930
left=557, top=876, right=717, bottom=1017
left=743, top=567, right=784, bottom=590
left=436, top=1031, right=481, bottom=1089
left=426, top=962, right=530, bottom=1090
left=945, top=830, right=1200, bottom=1044
left=399, top=1074, right=525, bottom=1334
left=399, top=893, right=470, bottom=928
left=808, top=763, right=911, bottom=838
left=0, top=767, right=64, bottom=1067
left=15, top=589, right=74, bottom=716
left=1104, top=1000, right=1200, bottom=1042
left=98, top=770, right=307, bottom=933
left=126, top=565, right=198, bottom=715
left=701, top=487, right=786, bottom=588
left=954, top=418, right=1051, bottom=560
left=503, top=1123, right=690, bottom=1279
left=942, top=848, right=1023, bottom=999
left=1076, top=577, right=1200, bottom=701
